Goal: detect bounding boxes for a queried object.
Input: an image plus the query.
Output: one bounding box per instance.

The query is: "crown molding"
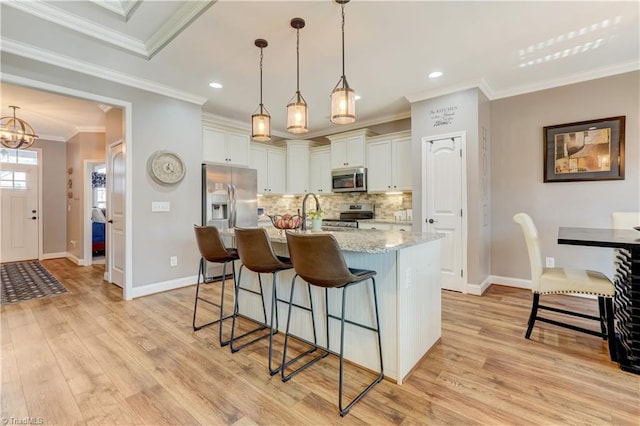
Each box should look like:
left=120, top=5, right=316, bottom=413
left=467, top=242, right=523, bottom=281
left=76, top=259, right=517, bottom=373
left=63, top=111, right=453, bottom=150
left=37, top=133, right=67, bottom=142
left=146, top=1, right=216, bottom=59
left=302, top=110, right=412, bottom=140
left=89, top=0, right=126, bottom=19
left=76, top=126, right=106, bottom=133
left=5, top=0, right=148, bottom=57
left=1, top=39, right=208, bottom=105
left=404, top=79, right=489, bottom=104
left=489, top=60, right=640, bottom=100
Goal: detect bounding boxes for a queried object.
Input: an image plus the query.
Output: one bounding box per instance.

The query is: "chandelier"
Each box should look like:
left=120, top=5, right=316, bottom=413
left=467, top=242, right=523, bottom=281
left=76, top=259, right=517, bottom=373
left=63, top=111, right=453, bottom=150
left=1, top=106, right=39, bottom=149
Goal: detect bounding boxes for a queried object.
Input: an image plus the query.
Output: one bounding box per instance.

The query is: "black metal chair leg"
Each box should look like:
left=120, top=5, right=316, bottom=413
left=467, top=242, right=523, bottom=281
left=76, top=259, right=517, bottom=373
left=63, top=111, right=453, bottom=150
left=598, top=296, right=607, bottom=339
left=525, top=293, right=540, bottom=339
left=605, top=297, right=617, bottom=362
left=193, top=258, right=234, bottom=339
left=192, top=258, right=205, bottom=331
left=268, top=271, right=282, bottom=376
left=230, top=265, right=270, bottom=353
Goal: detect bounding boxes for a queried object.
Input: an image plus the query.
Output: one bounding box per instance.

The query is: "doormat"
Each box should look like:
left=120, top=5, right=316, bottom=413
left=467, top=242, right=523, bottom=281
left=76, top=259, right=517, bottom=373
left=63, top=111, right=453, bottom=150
left=1, top=261, right=68, bottom=305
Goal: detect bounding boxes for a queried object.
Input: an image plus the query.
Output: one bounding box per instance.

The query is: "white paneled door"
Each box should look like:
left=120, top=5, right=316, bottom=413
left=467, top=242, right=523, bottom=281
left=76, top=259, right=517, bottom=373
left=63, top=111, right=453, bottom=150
left=423, top=135, right=466, bottom=293
left=0, top=150, right=39, bottom=263
left=107, top=141, right=125, bottom=288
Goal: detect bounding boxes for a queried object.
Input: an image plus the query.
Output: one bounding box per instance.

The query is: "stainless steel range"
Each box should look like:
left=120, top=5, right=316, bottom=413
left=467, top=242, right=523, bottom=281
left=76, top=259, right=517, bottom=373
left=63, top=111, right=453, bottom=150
left=322, top=204, right=374, bottom=230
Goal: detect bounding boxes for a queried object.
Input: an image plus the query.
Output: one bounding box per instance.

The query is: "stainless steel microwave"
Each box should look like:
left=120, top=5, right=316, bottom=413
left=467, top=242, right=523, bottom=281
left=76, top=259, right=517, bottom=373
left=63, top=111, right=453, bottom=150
left=331, top=167, right=367, bottom=193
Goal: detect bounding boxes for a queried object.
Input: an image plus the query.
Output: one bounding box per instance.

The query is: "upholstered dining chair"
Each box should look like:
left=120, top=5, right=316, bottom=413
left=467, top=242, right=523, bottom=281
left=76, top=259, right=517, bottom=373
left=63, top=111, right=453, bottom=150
left=513, top=213, right=616, bottom=360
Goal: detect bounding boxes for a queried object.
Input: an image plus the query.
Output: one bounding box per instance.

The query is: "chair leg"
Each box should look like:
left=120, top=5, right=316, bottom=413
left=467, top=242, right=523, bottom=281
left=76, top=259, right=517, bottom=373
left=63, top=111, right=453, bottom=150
left=338, top=278, right=384, bottom=417
left=218, top=260, right=234, bottom=346
left=268, top=271, right=281, bottom=376
left=193, top=258, right=234, bottom=337
left=605, top=297, right=618, bottom=362
left=281, top=275, right=328, bottom=382
left=598, top=296, right=607, bottom=339
left=525, top=293, right=540, bottom=339
left=230, top=265, right=269, bottom=353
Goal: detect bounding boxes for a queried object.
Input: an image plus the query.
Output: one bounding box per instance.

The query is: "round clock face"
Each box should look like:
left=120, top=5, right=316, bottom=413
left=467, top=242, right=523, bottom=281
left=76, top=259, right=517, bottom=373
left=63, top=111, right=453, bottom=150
left=147, top=151, right=186, bottom=185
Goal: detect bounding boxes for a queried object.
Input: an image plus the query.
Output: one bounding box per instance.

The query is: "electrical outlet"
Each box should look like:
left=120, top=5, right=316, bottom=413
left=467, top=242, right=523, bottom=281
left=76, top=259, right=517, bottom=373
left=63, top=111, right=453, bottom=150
left=545, top=257, right=555, bottom=268
left=170, top=256, right=178, bottom=267
left=70, top=240, right=76, bottom=248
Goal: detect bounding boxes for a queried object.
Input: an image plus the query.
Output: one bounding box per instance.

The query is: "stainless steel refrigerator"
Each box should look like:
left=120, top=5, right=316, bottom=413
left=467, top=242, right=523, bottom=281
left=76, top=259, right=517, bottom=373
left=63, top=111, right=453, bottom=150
left=201, top=163, right=257, bottom=278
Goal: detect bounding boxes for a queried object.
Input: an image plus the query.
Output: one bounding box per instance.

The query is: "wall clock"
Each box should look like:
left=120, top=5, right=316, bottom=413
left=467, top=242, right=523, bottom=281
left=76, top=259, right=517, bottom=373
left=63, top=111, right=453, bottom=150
left=147, top=150, right=186, bottom=185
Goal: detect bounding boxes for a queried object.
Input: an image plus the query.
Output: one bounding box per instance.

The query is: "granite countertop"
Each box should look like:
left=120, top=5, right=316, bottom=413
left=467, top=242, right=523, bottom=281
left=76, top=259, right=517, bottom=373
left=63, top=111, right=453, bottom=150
left=223, top=227, right=441, bottom=254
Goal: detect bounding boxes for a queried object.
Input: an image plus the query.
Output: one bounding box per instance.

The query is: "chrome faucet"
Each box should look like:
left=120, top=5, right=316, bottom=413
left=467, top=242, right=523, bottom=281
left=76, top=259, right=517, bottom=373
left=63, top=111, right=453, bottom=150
left=300, top=193, right=321, bottom=231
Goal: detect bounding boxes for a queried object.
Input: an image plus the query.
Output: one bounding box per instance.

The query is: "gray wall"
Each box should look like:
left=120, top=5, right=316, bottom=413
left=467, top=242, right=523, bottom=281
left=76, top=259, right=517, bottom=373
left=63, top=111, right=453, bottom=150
left=32, top=138, right=67, bottom=255
left=2, top=52, right=202, bottom=289
left=411, top=88, right=491, bottom=286
left=491, top=71, right=640, bottom=281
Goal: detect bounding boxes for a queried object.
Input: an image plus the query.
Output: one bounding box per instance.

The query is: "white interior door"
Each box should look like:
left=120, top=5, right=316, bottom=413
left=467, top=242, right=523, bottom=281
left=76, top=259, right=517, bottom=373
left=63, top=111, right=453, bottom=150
left=423, top=135, right=466, bottom=292
left=0, top=150, right=39, bottom=263
left=107, top=142, right=125, bottom=287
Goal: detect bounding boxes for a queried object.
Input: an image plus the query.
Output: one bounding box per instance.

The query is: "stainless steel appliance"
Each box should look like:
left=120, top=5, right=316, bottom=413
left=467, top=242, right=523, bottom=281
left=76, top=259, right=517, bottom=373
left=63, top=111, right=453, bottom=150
left=322, top=203, right=374, bottom=230
left=331, top=167, right=367, bottom=193
left=202, top=163, right=258, bottom=278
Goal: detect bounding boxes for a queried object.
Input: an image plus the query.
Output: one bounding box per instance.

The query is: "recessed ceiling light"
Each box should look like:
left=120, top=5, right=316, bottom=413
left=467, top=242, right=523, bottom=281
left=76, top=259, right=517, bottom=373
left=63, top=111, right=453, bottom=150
left=428, top=71, right=443, bottom=79
left=209, top=82, right=223, bottom=89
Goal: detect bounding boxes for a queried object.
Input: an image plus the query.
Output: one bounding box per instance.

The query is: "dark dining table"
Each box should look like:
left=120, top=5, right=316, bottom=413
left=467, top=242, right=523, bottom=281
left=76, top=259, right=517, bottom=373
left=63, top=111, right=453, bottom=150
left=558, top=227, right=640, bottom=375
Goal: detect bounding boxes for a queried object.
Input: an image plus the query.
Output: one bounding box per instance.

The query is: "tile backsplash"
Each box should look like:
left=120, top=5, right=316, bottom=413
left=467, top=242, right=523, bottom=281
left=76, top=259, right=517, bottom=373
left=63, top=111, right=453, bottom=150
left=258, top=193, right=412, bottom=220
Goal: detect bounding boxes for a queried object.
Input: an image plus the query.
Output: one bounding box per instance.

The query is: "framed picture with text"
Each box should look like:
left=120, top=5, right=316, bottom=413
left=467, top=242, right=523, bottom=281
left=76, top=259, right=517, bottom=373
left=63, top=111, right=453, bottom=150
left=543, top=116, right=625, bottom=182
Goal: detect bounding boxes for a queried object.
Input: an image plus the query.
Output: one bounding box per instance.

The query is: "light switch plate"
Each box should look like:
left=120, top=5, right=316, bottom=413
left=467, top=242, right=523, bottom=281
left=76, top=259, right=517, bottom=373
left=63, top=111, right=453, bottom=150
left=152, top=201, right=170, bottom=212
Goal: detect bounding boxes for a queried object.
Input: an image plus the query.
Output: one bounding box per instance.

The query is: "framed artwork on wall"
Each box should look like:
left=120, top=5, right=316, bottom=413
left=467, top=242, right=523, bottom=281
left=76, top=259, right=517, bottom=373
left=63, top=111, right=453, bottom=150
left=543, top=116, right=625, bottom=182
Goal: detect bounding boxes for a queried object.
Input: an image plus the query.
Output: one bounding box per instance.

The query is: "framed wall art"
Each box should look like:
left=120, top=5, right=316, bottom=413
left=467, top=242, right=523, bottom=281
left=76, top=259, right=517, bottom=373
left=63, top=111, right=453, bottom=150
left=543, top=116, right=625, bottom=182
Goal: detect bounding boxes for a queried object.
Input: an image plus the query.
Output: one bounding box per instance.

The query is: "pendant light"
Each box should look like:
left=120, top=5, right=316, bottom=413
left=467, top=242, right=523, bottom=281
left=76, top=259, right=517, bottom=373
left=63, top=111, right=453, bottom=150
left=251, top=39, right=271, bottom=141
left=0, top=106, right=39, bottom=150
left=286, top=17, right=309, bottom=134
left=330, top=0, right=355, bottom=125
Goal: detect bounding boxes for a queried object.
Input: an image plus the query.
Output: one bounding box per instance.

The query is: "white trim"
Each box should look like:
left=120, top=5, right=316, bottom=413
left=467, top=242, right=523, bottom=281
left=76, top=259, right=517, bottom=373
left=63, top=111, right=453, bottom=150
left=406, top=80, right=488, bottom=103
left=3, top=74, right=133, bottom=300
left=467, top=275, right=493, bottom=296
left=34, top=147, right=43, bottom=262
left=145, top=1, right=215, bottom=59
left=421, top=131, right=468, bottom=294
left=0, top=42, right=208, bottom=105
left=41, top=252, right=67, bottom=260
left=128, top=275, right=197, bottom=299
left=83, top=159, right=105, bottom=268
left=65, top=252, right=83, bottom=266
left=37, top=133, right=67, bottom=143
left=490, top=275, right=532, bottom=290
left=5, top=0, right=148, bottom=57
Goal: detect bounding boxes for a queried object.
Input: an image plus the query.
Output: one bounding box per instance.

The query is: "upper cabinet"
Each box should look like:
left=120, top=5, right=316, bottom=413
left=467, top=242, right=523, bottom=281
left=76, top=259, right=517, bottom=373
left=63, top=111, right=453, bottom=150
left=367, top=131, right=412, bottom=192
left=250, top=143, right=286, bottom=195
left=286, top=140, right=311, bottom=195
left=327, top=129, right=376, bottom=169
left=202, top=124, right=250, bottom=166
left=309, top=146, right=332, bottom=194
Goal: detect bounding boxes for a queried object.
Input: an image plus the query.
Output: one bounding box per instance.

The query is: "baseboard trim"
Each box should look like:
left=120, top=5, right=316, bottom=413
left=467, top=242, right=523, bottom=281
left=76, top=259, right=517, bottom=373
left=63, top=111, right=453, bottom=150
left=467, top=275, right=494, bottom=295
left=489, top=275, right=532, bottom=290
left=41, top=252, right=67, bottom=260
left=65, top=253, right=85, bottom=266
left=129, top=275, right=197, bottom=299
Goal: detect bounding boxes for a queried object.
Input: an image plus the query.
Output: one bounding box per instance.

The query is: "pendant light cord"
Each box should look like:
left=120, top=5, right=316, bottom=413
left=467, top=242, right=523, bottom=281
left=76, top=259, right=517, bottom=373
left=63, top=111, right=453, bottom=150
left=296, top=27, right=301, bottom=94
left=259, top=47, right=264, bottom=110
left=341, top=2, right=346, bottom=84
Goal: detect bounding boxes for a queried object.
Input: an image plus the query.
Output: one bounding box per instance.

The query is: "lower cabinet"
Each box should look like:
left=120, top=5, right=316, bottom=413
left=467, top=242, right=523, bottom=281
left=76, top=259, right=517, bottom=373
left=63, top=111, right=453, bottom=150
left=358, top=222, right=412, bottom=231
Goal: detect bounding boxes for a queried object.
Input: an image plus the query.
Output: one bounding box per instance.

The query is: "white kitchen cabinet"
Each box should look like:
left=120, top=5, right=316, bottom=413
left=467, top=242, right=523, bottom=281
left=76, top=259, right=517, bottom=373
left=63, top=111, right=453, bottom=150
left=392, top=223, right=412, bottom=232
left=358, top=222, right=391, bottom=230
left=202, top=125, right=250, bottom=166
left=286, top=140, right=310, bottom=195
left=250, top=144, right=286, bottom=195
left=366, top=131, right=412, bottom=192
left=327, top=129, right=375, bottom=169
left=309, top=146, right=332, bottom=194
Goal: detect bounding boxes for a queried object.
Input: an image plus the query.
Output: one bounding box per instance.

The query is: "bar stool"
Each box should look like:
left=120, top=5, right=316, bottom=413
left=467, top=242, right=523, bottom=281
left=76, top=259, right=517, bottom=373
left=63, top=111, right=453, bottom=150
left=192, top=225, right=239, bottom=346
left=231, top=227, right=295, bottom=375
left=282, top=232, right=384, bottom=417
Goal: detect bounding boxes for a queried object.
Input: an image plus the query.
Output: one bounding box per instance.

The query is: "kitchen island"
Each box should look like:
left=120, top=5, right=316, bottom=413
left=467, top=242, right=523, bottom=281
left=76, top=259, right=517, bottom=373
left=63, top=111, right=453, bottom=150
left=222, top=227, right=443, bottom=384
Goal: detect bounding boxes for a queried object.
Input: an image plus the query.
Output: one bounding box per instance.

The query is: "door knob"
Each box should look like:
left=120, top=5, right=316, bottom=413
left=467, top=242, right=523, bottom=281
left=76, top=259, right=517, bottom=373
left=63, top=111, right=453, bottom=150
left=428, top=218, right=437, bottom=224
left=30, top=216, right=37, bottom=220
left=108, top=219, right=113, bottom=223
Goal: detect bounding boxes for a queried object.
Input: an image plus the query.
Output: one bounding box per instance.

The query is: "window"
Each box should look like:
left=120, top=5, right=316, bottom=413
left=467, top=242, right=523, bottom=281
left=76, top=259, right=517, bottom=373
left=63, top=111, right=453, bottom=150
left=0, top=148, right=38, bottom=165
left=0, top=170, right=27, bottom=189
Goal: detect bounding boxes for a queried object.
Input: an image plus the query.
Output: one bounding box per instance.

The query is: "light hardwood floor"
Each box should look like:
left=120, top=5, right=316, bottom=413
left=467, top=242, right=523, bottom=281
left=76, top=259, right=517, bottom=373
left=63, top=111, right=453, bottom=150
left=1, top=258, right=638, bottom=425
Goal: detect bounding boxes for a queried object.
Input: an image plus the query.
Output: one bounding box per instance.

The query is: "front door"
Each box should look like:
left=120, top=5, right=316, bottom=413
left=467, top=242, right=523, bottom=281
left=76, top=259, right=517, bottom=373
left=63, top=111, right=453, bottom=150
left=423, top=134, right=466, bottom=292
left=0, top=149, right=39, bottom=263
left=107, top=141, right=125, bottom=288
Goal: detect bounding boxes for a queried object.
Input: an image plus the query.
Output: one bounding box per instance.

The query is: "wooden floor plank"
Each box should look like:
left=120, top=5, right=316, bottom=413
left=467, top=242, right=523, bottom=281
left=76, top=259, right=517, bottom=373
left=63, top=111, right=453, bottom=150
left=1, top=259, right=637, bottom=425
